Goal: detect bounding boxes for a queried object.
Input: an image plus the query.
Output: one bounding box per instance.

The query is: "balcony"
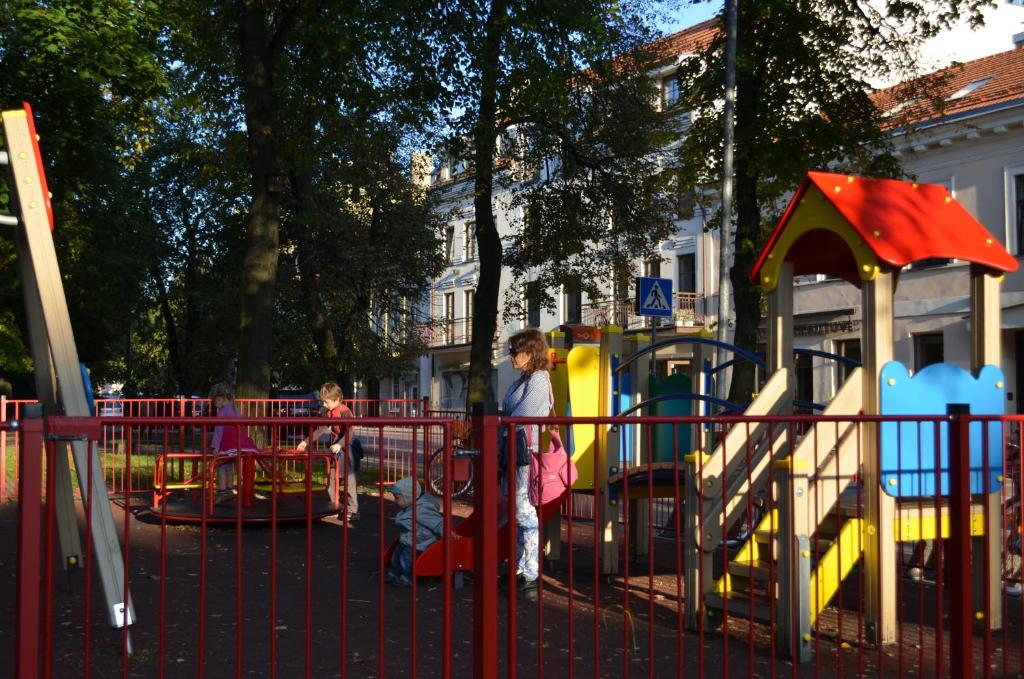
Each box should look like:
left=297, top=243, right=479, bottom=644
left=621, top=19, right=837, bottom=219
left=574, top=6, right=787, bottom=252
left=417, top=318, right=508, bottom=354
left=418, top=317, right=471, bottom=348
left=577, top=292, right=706, bottom=331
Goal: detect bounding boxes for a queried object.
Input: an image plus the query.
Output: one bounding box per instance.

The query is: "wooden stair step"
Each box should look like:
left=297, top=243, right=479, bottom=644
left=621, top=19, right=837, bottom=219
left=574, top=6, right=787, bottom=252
left=705, top=590, right=774, bottom=624
left=727, top=559, right=774, bottom=581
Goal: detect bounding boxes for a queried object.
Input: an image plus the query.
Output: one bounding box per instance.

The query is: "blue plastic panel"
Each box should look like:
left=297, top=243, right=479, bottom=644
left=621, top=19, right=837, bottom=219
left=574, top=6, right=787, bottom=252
left=879, top=361, right=1004, bottom=497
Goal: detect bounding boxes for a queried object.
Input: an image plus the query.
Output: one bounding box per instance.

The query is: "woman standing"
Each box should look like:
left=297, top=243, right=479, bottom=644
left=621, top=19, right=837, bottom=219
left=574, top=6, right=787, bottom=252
left=501, top=328, right=552, bottom=599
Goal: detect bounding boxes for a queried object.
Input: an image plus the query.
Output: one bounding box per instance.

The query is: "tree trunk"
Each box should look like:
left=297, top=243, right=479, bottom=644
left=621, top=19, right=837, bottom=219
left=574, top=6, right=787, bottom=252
left=235, top=0, right=283, bottom=399
left=182, top=207, right=199, bottom=394
left=467, top=0, right=507, bottom=409
left=727, top=164, right=761, bottom=405
left=726, top=4, right=764, bottom=406
left=150, top=267, right=184, bottom=395
left=290, top=171, right=341, bottom=376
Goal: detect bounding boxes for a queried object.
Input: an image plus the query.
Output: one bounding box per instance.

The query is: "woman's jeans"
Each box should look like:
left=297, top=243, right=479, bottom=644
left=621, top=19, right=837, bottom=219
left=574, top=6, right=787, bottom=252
left=502, top=465, right=539, bottom=582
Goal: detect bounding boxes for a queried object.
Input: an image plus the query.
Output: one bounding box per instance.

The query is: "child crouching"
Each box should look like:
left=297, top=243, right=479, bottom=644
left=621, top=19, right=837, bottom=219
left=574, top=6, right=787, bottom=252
left=385, top=477, right=444, bottom=587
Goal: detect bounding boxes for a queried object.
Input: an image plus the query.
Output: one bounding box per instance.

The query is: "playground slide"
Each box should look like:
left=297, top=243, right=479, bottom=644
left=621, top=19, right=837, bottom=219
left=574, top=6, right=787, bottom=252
left=382, top=491, right=568, bottom=577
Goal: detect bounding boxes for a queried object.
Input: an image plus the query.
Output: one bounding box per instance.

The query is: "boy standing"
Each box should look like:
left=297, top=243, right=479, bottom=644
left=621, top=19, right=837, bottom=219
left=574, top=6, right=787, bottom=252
left=297, top=382, right=358, bottom=523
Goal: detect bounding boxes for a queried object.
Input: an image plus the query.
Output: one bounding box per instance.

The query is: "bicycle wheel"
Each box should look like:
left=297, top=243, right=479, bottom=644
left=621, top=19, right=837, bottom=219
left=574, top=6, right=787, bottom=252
left=427, top=447, right=474, bottom=499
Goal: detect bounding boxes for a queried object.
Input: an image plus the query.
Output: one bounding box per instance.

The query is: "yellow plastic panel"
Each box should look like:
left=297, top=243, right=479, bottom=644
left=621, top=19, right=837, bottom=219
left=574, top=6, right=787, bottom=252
left=567, top=344, right=601, bottom=489
left=894, top=513, right=985, bottom=541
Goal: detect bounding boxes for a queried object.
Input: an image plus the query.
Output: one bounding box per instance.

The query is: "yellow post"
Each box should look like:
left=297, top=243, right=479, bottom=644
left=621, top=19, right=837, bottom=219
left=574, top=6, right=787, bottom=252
left=543, top=330, right=568, bottom=562
left=600, top=326, right=623, bottom=574
left=969, top=265, right=1003, bottom=629
left=862, top=270, right=896, bottom=644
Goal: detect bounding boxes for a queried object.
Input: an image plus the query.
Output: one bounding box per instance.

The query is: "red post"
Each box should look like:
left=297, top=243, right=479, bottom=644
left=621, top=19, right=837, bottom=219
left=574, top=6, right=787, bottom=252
left=16, top=405, right=43, bottom=679
left=421, top=396, right=430, bottom=417
left=2, top=394, right=8, bottom=502
left=472, top=406, right=498, bottom=679
left=948, top=404, right=973, bottom=676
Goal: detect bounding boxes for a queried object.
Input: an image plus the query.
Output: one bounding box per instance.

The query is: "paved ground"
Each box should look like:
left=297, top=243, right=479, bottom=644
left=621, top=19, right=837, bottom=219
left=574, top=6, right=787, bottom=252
left=2, top=490, right=1022, bottom=678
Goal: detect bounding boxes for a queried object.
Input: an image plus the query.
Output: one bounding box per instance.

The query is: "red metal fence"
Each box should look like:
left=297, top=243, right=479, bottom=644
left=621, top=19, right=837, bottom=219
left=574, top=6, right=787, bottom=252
left=8, top=410, right=1024, bottom=677
left=2, top=397, right=444, bottom=503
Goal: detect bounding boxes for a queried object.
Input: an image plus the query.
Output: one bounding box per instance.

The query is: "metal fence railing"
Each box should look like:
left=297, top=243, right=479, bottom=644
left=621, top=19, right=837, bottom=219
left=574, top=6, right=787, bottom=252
left=9, top=410, right=1024, bottom=677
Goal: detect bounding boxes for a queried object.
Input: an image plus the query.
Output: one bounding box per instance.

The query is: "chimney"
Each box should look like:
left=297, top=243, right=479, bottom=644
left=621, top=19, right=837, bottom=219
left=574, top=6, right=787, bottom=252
left=411, top=152, right=432, bottom=188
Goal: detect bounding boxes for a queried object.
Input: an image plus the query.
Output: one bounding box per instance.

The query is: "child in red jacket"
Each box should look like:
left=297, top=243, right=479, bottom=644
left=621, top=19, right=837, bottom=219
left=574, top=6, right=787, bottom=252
left=298, top=382, right=358, bottom=522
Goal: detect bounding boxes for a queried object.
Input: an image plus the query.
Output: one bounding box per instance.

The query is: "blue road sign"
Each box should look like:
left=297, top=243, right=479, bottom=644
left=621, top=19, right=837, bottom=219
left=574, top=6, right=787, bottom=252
left=636, top=277, right=673, bottom=317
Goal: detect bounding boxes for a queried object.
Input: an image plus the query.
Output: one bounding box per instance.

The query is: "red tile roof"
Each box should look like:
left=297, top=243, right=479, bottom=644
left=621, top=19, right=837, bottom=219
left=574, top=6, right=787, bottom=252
left=871, top=47, right=1024, bottom=127
left=648, top=18, right=720, bottom=64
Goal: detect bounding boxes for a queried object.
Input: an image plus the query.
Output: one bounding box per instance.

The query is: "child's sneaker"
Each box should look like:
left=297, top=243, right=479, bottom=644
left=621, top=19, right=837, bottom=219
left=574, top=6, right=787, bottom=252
left=390, top=576, right=412, bottom=588
left=1005, top=582, right=1022, bottom=597
left=214, top=489, right=235, bottom=506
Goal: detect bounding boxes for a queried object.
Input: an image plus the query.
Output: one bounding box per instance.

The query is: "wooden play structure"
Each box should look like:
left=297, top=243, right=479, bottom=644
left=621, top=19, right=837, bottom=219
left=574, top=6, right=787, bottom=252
left=381, top=171, right=1015, bottom=666
left=687, top=171, right=1016, bottom=659
left=433, top=170, right=1016, bottom=661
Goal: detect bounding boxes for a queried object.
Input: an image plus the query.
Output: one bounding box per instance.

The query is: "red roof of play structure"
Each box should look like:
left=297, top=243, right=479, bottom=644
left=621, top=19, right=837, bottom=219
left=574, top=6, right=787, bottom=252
left=751, top=171, right=1018, bottom=286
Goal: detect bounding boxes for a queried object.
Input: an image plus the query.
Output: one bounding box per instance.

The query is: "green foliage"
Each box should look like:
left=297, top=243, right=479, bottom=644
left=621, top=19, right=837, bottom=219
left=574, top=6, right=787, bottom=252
left=422, top=0, right=675, bottom=402
left=0, top=0, right=171, bottom=395
left=674, top=0, right=992, bottom=402
left=502, top=43, right=679, bottom=315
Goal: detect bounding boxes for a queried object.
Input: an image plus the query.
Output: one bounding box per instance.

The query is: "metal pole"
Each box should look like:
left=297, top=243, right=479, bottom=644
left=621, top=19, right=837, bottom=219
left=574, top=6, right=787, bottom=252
left=716, top=0, right=738, bottom=400
left=16, top=405, right=42, bottom=679
left=948, top=403, right=973, bottom=676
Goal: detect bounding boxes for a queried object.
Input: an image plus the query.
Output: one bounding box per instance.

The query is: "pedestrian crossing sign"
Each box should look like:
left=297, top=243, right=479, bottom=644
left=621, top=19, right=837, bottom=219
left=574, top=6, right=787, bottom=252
left=636, top=277, right=673, bottom=317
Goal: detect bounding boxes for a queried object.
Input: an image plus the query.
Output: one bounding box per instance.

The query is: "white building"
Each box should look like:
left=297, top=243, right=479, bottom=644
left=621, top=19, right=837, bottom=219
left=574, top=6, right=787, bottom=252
left=397, top=7, right=1024, bottom=413
left=793, top=41, right=1024, bottom=411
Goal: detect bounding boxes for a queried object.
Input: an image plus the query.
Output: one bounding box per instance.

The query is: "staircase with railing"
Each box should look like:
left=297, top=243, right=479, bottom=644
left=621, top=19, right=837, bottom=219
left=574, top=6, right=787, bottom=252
left=692, top=369, right=868, bottom=661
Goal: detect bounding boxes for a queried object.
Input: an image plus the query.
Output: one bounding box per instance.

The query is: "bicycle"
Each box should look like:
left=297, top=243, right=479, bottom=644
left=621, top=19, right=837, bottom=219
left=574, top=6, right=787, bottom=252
left=426, top=418, right=475, bottom=499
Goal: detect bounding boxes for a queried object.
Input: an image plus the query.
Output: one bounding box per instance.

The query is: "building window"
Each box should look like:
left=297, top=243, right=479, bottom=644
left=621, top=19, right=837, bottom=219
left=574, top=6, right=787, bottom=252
left=463, top=289, right=474, bottom=342
left=947, top=77, right=995, bottom=101
left=662, top=74, right=681, bottom=108
left=643, top=257, right=661, bottom=279
left=795, top=351, right=814, bottom=413
left=677, top=253, right=696, bottom=293
left=463, top=222, right=476, bottom=261
left=444, top=225, right=455, bottom=264
left=1014, top=171, right=1024, bottom=256
left=910, top=257, right=952, bottom=269
left=835, top=338, right=861, bottom=386
left=443, top=292, right=455, bottom=344
left=564, top=286, right=582, bottom=325
left=525, top=285, right=541, bottom=328
left=913, top=332, right=944, bottom=372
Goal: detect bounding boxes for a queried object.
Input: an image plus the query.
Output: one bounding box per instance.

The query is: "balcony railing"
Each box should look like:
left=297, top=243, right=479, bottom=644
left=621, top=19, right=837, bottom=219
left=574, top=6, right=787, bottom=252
left=578, top=292, right=706, bottom=331
left=418, top=317, right=471, bottom=347
left=417, top=293, right=706, bottom=349
left=417, top=318, right=509, bottom=353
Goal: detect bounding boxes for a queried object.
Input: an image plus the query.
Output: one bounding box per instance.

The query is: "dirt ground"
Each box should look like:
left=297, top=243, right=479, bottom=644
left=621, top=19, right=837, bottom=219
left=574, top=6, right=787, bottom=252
left=2, top=490, right=1022, bottom=678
